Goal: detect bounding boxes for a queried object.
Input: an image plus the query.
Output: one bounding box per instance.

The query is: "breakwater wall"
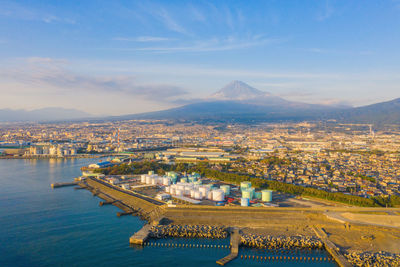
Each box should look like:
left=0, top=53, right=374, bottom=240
left=345, top=251, right=400, bottom=267
left=83, top=177, right=165, bottom=221
left=51, top=182, right=78, bottom=188
left=149, top=225, right=229, bottom=239
left=240, top=233, right=323, bottom=250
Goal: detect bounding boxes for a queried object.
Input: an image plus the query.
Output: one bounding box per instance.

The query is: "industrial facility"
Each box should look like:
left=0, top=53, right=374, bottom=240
left=90, top=170, right=278, bottom=207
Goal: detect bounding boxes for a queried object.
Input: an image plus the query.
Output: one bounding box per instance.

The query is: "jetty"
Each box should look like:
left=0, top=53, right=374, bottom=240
left=216, top=228, right=240, bottom=266
left=313, top=226, right=351, bottom=267
left=51, top=182, right=78, bottom=188
left=130, top=224, right=152, bottom=245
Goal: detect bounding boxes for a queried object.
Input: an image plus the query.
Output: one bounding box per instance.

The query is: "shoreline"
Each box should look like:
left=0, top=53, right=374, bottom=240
left=0, top=154, right=109, bottom=159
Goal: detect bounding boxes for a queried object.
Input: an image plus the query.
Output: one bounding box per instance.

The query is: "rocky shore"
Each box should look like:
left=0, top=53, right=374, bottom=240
left=345, top=251, right=400, bottom=267
left=149, top=225, right=228, bottom=239
left=240, top=233, right=324, bottom=249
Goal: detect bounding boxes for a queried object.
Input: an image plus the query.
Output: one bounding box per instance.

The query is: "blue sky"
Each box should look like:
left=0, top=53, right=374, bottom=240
left=0, top=0, right=399, bottom=115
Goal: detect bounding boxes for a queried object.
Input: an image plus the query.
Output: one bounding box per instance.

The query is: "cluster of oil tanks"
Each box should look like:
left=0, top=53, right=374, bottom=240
left=140, top=171, right=273, bottom=206
left=165, top=182, right=228, bottom=201
left=140, top=171, right=204, bottom=186
left=240, top=181, right=273, bottom=206
left=140, top=173, right=173, bottom=186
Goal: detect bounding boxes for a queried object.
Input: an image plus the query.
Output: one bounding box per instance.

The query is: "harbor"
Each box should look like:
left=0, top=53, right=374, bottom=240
left=49, top=162, right=400, bottom=266
left=69, top=176, right=338, bottom=265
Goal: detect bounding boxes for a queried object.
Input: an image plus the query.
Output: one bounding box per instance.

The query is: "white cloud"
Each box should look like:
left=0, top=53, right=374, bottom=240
left=154, top=8, right=187, bottom=34
left=0, top=1, right=75, bottom=24
left=317, top=0, right=335, bottom=21
left=307, top=48, right=374, bottom=55
left=189, top=5, right=206, bottom=22
left=113, top=36, right=174, bottom=42
left=0, top=58, right=188, bottom=102
left=115, top=36, right=283, bottom=53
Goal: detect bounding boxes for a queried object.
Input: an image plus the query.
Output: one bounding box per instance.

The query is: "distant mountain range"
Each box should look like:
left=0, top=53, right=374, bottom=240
left=0, top=108, right=91, bottom=122
left=332, top=97, right=400, bottom=125
left=114, top=81, right=343, bottom=123
left=1, top=81, right=399, bottom=125
left=115, top=81, right=400, bottom=125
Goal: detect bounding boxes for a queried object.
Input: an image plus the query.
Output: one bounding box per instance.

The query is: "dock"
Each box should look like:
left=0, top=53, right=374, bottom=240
left=313, top=226, right=351, bottom=267
left=129, top=224, right=152, bottom=245
left=51, top=182, right=78, bottom=188
left=216, top=228, right=240, bottom=266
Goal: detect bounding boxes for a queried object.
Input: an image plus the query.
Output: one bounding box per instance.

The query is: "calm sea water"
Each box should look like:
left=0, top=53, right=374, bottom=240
left=0, top=159, right=335, bottom=267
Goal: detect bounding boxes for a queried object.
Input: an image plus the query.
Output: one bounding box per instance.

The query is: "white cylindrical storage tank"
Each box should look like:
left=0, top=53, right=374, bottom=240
left=262, top=190, right=273, bottom=202
left=194, top=191, right=201, bottom=200
left=165, top=186, right=170, bottom=193
left=170, top=187, right=176, bottom=195
left=177, top=185, right=185, bottom=191
left=241, top=198, right=250, bottom=207
left=163, top=177, right=170, bottom=186
left=212, top=189, right=225, bottom=201
left=199, top=186, right=208, bottom=198
left=190, top=190, right=195, bottom=198
left=184, top=185, right=193, bottom=191
left=145, top=176, right=151, bottom=184
left=175, top=189, right=183, bottom=196
left=151, top=178, right=156, bottom=185
left=140, top=175, right=146, bottom=183
left=207, top=191, right=213, bottom=200
left=220, top=185, right=230, bottom=195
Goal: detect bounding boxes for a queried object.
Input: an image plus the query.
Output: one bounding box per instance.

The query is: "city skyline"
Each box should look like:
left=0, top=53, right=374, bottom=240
left=1, top=0, right=400, bottom=115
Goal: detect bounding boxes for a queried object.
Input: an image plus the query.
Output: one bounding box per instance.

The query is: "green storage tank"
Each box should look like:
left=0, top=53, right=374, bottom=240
left=242, top=189, right=252, bottom=199
left=262, top=190, right=273, bottom=202
left=240, top=181, right=251, bottom=190
left=220, top=185, right=230, bottom=195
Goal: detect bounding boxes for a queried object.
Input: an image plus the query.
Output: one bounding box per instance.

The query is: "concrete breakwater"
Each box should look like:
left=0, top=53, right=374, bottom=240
left=240, top=233, right=324, bottom=250
left=83, top=177, right=165, bottom=222
left=345, top=251, right=400, bottom=267
left=149, top=225, right=229, bottom=239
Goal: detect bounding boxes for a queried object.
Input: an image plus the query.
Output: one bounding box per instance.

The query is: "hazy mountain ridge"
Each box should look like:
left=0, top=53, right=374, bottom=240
left=0, top=107, right=92, bottom=122
left=117, top=81, right=400, bottom=125
left=2, top=81, right=399, bottom=125
left=332, top=98, right=400, bottom=125
left=116, top=81, right=343, bottom=122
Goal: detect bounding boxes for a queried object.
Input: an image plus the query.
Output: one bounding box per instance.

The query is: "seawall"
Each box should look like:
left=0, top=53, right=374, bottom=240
left=83, top=177, right=165, bottom=221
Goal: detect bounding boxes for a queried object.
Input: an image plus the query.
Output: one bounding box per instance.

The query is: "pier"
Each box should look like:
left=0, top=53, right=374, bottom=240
left=313, top=226, right=351, bottom=267
left=99, top=200, right=117, bottom=206
left=51, top=182, right=78, bottom=188
left=129, top=224, right=152, bottom=245
left=117, top=211, right=135, bottom=217
left=216, top=228, right=240, bottom=266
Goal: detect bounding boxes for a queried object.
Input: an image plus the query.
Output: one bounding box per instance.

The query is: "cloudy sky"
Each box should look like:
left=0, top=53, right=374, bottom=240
left=0, top=0, right=399, bottom=115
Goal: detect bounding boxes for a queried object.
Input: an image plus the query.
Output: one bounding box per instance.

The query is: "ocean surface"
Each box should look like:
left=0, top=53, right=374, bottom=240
left=0, top=159, right=335, bottom=267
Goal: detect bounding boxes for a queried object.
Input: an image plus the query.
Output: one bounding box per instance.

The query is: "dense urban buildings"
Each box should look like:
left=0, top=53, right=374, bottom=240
left=1, top=120, right=399, bottom=201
